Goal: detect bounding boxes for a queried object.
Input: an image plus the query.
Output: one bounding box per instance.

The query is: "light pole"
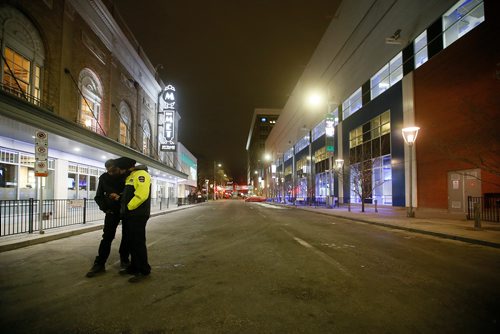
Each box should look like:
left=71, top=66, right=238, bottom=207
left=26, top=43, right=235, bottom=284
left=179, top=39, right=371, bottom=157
left=213, top=162, right=222, bottom=200
left=402, top=126, right=420, bottom=218
left=335, top=159, right=344, bottom=208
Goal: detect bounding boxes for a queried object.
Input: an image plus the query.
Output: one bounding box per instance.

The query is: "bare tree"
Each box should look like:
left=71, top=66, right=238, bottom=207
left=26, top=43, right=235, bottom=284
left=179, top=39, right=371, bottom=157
left=334, top=160, right=388, bottom=213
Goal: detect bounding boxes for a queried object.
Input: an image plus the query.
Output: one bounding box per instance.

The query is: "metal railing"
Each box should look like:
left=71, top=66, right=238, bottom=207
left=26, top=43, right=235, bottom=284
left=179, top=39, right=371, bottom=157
left=0, top=83, right=54, bottom=111
left=0, top=198, right=104, bottom=237
left=467, top=196, right=500, bottom=223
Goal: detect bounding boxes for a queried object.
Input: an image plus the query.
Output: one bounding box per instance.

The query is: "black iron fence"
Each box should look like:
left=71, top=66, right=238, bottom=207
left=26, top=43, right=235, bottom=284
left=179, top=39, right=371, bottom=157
left=1, top=197, right=196, bottom=237
left=467, top=196, right=500, bottom=223
left=0, top=199, right=104, bottom=237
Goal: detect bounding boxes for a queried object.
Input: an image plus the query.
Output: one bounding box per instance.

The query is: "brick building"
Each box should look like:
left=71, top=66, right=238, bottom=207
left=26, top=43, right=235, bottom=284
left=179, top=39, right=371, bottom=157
left=265, top=0, right=500, bottom=215
left=0, top=0, right=194, bottom=202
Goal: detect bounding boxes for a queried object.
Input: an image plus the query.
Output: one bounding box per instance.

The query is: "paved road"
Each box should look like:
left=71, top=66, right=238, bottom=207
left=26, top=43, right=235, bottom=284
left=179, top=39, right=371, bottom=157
left=1, top=200, right=499, bottom=333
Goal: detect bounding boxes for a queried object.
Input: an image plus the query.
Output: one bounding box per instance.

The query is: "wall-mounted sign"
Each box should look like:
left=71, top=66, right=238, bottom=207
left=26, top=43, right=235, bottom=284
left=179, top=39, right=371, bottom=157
left=164, top=110, right=175, bottom=141
left=325, top=113, right=335, bottom=153
left=161, top=84, right=176, bottom=110
left=160, top=143, right=177, bottom=152
left=160, top=109, right=176, bottom=152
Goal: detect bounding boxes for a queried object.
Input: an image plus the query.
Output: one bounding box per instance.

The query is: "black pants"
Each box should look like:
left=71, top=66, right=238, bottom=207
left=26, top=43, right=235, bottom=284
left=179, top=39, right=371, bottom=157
left=123, top=215, right=151, bottom=275
left=95, top=212, right=129, bottom=265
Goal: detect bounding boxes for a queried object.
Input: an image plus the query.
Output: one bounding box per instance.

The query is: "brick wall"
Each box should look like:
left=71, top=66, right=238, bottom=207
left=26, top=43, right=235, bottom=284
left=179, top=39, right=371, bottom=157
left=413, top=0, right=500, bottom=209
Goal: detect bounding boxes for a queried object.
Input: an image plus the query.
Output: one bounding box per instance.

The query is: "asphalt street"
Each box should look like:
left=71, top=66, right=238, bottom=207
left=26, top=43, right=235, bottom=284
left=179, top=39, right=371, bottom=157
left=1, top=200, right=499, bottom=333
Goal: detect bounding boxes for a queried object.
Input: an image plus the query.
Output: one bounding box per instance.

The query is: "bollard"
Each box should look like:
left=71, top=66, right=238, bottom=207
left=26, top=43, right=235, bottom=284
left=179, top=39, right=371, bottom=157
left=473, top=202, right=481, bottom=229
left=348, top=199, right=351, bottom=212
left=374, top=199, right=378, bottom=213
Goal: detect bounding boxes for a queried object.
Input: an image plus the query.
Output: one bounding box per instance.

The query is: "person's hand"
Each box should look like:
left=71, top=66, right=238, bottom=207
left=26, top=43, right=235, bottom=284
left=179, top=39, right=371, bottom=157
left=109, top=193, right=120, bottom=201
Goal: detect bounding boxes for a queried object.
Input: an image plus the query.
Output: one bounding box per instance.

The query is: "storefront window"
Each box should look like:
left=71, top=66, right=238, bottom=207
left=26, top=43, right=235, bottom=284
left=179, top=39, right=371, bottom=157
left=68, top=173, right=77, bottom=199
left=315, top=173, right=331, bottom=198
left=18, top=165, right=36, bottom=199
left=78, top=174, right=88, bottom=199
left=0, top=163, right=17, bottom=200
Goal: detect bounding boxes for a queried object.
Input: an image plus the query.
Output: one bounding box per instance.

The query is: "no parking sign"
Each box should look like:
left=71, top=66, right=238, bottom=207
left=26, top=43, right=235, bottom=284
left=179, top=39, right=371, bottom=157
left=35, top=130, right=48, bottom=177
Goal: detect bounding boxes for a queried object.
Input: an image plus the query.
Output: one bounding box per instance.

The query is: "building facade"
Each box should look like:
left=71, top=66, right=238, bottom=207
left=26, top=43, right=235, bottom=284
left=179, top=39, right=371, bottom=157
left=0, top=0, right=193, bottom=202
left=245, top=108, right=280, bottom=195
left=265, top=0, right=500, bottom=213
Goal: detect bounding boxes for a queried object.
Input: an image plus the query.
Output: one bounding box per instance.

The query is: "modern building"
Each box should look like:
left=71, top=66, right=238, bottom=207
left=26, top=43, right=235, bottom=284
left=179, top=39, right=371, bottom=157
left=245, top=108, right=280, bottom=195
left=0, top=0, right=194, bottom=203
left=265, top=0, right=500, bottom=214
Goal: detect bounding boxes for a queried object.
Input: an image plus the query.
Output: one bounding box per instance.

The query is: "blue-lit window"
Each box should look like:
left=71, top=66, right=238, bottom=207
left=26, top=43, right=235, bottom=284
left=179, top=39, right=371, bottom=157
left=342, top=88, right=362, bottom=119
left=370, top=64, right=389, bottom=100
left=312, top=120, right=326, bottom=141
left=389, top=52, right=403, bottom=84
left=443, top=0, right=484, bottom=48
left=414, top=31, right=428, bottom=69
left=284, top=147, right=294, bottom=161
left=294, top=134, right=310, bottom=153
left=370, top=52, right=402, bottom=100
left=330, top=106, right=339, bottom=125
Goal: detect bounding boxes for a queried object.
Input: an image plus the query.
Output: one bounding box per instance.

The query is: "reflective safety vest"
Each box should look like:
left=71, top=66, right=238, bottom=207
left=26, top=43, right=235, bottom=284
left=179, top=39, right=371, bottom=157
left=121, top=166, right=151, bottom=218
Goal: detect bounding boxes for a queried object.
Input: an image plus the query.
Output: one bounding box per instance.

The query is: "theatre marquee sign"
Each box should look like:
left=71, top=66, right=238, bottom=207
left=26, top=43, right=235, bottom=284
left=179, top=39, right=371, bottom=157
left=160, top=84, right=177, bottom=152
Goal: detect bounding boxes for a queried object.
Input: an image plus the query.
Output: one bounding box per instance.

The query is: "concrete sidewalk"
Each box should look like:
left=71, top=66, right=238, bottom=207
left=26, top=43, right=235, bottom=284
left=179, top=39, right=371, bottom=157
left=272, top=202, right=500, bottom=249
left=0, top=203, right=204, bottom=252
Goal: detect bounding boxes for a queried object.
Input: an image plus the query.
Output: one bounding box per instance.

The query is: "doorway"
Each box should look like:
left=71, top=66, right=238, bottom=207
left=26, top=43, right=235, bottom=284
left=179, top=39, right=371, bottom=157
left=448, top=169, right=481, bottom=213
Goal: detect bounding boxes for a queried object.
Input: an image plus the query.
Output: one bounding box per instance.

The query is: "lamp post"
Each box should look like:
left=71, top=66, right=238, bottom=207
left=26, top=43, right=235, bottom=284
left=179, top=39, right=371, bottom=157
left=213, top=162, right=222, bottom=200
left=335, top=159, right=344, bottom=208
left=402, top=127, right=420, bottom=218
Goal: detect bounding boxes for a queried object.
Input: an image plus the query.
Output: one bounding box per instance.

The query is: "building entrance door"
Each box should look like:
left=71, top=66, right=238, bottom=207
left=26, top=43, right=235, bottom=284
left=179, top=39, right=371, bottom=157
left=447, top=169, right=481, bottom=213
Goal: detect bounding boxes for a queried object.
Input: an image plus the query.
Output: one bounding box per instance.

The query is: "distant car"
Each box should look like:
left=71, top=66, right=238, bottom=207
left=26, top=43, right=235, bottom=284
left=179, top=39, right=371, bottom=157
left=245, top=196, right=266, bottom=202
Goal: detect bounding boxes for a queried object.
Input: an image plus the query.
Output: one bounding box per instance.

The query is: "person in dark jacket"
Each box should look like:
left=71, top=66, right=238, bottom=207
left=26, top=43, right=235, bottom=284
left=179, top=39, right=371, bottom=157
left=114, top=157, right=152, bottom=283
left=86, top=159, right=130, bottom=277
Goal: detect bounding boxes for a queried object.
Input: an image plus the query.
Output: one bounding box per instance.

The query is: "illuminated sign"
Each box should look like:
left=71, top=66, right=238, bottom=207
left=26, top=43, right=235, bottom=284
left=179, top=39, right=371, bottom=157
left=161, top=84, right=176, bottom=110
left=161, top=110, right=176, bottom=152
left=325, top=113, right=335, bottom=152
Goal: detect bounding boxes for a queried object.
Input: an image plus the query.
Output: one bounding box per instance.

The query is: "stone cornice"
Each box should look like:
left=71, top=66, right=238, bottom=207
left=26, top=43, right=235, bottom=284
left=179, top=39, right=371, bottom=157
left=68, top=0, right=161, bottom=100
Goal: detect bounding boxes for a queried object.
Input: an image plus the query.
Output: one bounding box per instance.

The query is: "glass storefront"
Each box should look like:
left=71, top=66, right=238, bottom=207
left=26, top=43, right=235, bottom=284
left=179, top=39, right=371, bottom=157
left=0, top=148, right=55, bottom=200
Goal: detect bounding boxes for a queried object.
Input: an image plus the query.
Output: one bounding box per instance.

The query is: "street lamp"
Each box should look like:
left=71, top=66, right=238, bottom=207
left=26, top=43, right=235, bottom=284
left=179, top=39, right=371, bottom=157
left=213, top=161, right=222, bottom=200
left=335, top=159, right=344, bottom=208
left=402, top=126, right=420, bottom=217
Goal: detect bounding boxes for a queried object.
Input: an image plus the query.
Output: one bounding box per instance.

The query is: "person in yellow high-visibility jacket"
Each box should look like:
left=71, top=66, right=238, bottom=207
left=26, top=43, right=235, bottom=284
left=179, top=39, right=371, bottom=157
left=114, top=157, right=151, bottom=283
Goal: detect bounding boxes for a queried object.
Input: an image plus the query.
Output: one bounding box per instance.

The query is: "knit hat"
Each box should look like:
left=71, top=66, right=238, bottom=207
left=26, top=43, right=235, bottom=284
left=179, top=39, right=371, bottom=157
left=114, top=157, right=136, bottom=169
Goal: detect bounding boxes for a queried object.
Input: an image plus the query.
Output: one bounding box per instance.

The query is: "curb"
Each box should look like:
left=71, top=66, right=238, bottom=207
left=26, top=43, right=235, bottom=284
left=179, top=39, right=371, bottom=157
left=268, top=203, right=500, bottom=249
left=0, top=203, right=204, bottom=253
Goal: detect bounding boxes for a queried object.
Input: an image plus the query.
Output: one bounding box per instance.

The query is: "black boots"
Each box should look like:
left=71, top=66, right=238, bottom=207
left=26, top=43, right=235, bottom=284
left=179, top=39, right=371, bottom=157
left=86, top=263, right=105, bottom=277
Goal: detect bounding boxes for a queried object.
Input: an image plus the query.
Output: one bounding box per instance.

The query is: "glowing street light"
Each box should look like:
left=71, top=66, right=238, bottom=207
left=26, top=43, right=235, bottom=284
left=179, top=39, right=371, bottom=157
left=402, top=126, right=420, bottom=217
left=306, top=91, right=324, bottom=108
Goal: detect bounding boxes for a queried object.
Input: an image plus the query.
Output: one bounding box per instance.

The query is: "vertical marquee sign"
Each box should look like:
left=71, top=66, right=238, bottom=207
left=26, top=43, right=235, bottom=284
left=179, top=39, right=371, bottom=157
left=325, top=113, right=335, bottom=153
left=160, top=84, right=177, bottom=152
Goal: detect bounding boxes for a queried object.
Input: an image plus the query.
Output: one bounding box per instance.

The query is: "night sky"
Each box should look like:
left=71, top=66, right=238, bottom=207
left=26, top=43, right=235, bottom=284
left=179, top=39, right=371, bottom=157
left=113, top=0, right=341, bottom=183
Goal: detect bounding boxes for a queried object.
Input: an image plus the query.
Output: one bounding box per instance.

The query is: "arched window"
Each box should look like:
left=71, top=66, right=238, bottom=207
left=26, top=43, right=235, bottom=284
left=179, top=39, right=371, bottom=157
left=142, top=120, right=151, bottom=155
left=78, top=68, right=103, bottom=133
left=119, top=101, right=131, bottom=145
left=0, top=5, right=45, bottom=103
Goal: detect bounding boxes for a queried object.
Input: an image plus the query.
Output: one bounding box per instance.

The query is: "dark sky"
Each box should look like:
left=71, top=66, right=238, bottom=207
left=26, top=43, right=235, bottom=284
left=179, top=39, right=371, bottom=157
left=113, top=0, right=340, bottom=183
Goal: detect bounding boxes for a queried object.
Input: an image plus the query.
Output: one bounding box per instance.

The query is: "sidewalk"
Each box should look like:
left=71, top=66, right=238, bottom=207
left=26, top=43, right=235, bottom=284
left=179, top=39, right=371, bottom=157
left=0, top=203, right=204, bottom=253
left=272, top=202, right=500, bottom=249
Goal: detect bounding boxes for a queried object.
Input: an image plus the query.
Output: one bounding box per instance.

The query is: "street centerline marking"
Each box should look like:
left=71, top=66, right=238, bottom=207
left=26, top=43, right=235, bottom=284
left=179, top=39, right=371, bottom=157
left=281, top=228, right=351, bottom=277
